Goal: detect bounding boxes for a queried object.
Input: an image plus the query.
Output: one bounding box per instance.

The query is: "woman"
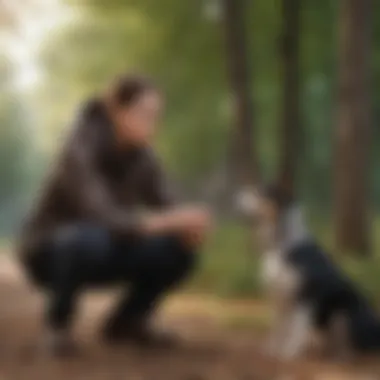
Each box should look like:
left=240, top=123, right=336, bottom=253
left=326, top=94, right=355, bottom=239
left=19, top=75, right=211, bottom=356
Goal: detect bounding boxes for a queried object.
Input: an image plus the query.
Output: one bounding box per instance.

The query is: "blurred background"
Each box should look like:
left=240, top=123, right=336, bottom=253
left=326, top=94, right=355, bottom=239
left=0, top=0, right=379, bottom=299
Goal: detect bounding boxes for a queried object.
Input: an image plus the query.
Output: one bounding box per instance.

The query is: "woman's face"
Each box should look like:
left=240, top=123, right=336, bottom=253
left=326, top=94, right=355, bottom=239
left=115, top=89, right=163, bottom=147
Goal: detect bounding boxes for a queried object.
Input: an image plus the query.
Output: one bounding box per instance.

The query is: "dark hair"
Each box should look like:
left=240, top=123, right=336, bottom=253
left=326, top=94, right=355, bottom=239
left=78, top=75, right=157, bottom=145
left=108, top=74, right=157, bottom=108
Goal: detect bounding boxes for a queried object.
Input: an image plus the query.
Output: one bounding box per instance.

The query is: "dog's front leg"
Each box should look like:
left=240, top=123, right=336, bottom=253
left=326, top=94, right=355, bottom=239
left=266, top=304, right=287, bottom=356
left=279, top=304, right=312, bottom=360
left=265, top=295, right=294, bottom=357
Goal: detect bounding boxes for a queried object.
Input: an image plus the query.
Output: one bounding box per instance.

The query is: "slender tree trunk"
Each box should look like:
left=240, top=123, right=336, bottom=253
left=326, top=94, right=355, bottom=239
left=221, top=0, right=258, bottom=291
left=278, top=0, right=301, bottom=197
left=222, top=0, right=259, bottom=188
left=334, top=0, right=372, bottom=255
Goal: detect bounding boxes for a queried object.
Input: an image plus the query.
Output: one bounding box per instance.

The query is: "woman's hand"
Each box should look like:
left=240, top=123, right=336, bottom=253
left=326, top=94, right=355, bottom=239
left=141, top=206, right=212, bottom=240
left=176, top=206, right=212, bottom=248
left=181, top=227, right=209, bottom=248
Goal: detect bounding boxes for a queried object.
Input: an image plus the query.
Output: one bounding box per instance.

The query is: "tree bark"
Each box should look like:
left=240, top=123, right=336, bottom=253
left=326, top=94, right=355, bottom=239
left=221, top=0, right=258, bottom=291
left=222, top=0, right=259, bottom=188
left=277, top=0, right=301, bottom=197
left=334, top=0, right=372, bottom=255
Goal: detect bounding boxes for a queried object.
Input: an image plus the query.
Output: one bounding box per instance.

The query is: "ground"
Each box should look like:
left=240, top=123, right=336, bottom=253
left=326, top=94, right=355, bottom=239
left=0, top=257, right=379, bottom=380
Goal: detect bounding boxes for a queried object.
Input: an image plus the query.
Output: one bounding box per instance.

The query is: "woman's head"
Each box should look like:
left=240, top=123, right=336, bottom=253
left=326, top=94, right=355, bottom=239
left=106, top=74, right=162, bottom=148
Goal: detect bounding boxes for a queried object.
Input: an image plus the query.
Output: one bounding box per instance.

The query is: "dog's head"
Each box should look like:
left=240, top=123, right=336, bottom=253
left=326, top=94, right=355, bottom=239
left=236, top=183, right=297, bottom=247
left=237, top=183, right=294, bottom=221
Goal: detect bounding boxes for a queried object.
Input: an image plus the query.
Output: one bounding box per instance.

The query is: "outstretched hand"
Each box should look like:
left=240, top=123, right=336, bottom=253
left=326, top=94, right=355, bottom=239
left=141, top=205, right=212, bottom=246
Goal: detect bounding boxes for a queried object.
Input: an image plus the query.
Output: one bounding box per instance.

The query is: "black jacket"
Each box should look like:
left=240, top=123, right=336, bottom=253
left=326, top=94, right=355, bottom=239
left=19, top=99, right=174, bottom=258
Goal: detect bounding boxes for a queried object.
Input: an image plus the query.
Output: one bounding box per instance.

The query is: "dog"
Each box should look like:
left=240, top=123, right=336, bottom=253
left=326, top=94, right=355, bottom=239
left=237, top=183, right=380, bottom=361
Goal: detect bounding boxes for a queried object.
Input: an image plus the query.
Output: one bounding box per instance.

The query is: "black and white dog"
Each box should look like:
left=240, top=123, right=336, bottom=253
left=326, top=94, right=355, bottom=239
left=237, top=184, right=380, bottom=360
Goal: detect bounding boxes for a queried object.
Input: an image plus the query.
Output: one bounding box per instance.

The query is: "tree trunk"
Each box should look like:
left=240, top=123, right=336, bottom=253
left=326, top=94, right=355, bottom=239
left=221, top=0, right=258, bottom=292
left=278, top=0, right=301, bottom=197
left=334, top=0, right=372, bottom=255
left=222, top=0, right=259, bottom=189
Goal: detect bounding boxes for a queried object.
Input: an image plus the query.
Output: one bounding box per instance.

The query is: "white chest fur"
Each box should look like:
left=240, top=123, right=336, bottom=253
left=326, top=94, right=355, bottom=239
left=261, top=250, right=300, bottom=300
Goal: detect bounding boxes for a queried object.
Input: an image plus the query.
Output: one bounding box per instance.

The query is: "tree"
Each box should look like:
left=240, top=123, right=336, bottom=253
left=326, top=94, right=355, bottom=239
left=222, top=0, right=259, bottom=187
left=334, top=0, right=372, bottom=254
left=38, top=1, right=230, bottom=185
left=277, top=0, right=301, bottom=196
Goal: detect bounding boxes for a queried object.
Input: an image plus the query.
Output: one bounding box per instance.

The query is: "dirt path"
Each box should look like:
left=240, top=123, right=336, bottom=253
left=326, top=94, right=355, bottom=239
left=0, top=256, right=379, bottom=380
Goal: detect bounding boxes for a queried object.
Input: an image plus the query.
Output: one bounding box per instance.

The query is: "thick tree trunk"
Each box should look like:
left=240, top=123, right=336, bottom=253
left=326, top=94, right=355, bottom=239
left=222, top=0, right=259, bottom=188
left=334, top=0, right=372, bottom=255
left=278, top=0, right=301, bottom=197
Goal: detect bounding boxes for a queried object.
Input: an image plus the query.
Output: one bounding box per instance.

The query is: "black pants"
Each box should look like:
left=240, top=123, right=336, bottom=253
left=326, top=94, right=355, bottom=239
left=25, top=224, right=196, bottom=331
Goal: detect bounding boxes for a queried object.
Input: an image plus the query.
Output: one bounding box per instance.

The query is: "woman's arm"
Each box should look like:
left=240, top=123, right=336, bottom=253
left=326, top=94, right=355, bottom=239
left=141, top=149, right=177, bottom=208
left=63, top=121, right=209, bottom=237
left=61, top=100, right=210, bottom=237
left=62, top=118, right=144, bottom=236
left=139, top=150, right=211, bottom=241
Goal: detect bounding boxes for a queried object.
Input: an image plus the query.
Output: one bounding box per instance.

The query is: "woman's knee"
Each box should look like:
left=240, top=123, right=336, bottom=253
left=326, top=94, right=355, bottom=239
left=45, top=224, right=111, bottom=286
left=165, top=234, right=198, bottom=255
left=157, top=235, right=197, bottom=286
left=130, top=234, right=197, bottom=288
left=52, top=224, right=110, bottom=261
left=54, top=224, right=106, bottom=248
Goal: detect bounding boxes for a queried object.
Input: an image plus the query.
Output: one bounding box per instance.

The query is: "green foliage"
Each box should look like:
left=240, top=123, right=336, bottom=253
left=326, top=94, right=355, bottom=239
left=39, top=0, right=230, bottom=182
left=35, top=0, right=367, bottom=211
left=0, top=58, right=39, bottom=234
left=190, top=221, right=262, bottom=297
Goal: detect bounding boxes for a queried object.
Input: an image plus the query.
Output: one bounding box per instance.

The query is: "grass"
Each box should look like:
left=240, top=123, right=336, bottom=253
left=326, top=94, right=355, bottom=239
left=188, top=220, right=262, bottom=297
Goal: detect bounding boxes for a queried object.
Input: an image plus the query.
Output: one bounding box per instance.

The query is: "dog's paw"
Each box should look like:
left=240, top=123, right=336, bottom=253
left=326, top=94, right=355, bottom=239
left=277, top=345, right=306, bottom=362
